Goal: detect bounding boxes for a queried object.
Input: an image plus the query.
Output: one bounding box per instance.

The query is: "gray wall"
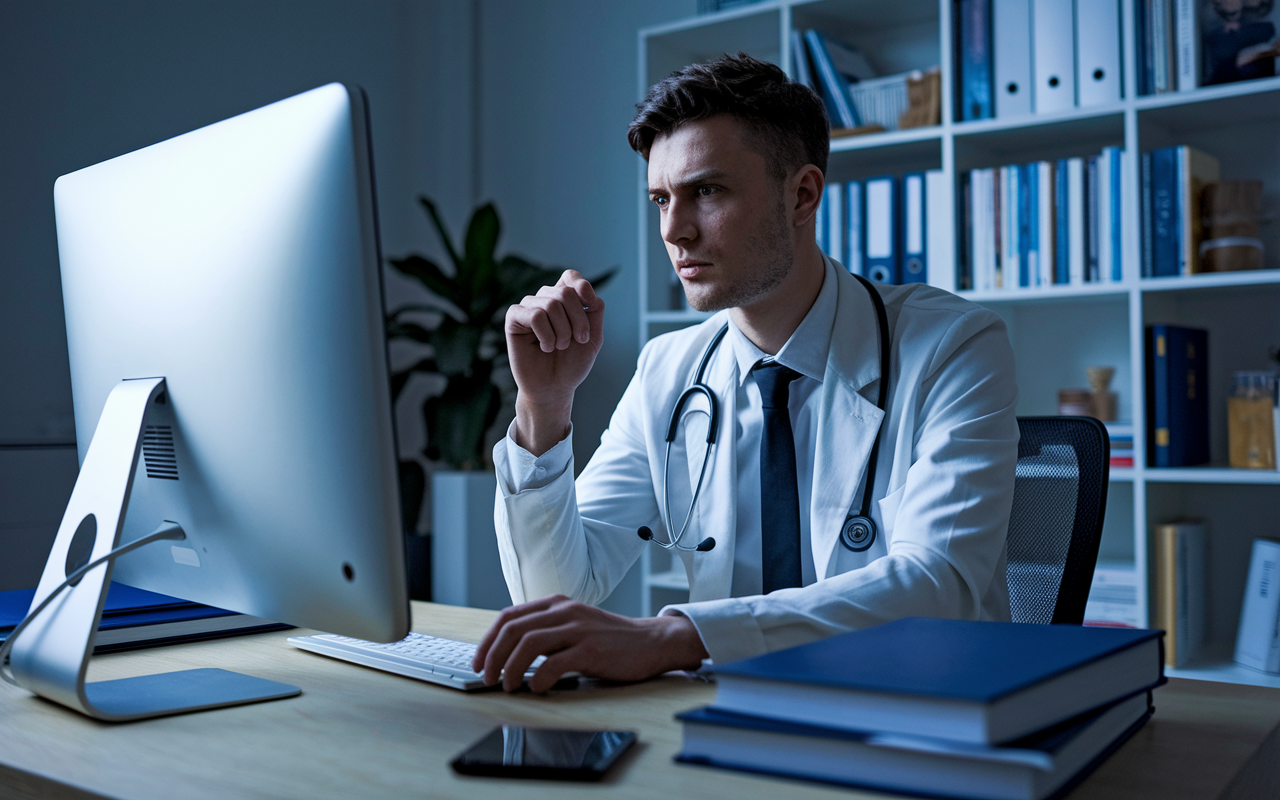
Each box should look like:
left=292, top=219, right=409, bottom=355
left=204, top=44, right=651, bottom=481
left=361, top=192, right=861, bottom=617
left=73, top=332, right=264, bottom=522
left=0, top=0, right=698, bottom=612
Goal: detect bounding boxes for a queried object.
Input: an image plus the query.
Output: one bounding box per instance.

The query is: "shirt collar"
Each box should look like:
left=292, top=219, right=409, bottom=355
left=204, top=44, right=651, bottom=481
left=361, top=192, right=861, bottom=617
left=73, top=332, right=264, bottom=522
left=726, top=254, right=839, bottom=387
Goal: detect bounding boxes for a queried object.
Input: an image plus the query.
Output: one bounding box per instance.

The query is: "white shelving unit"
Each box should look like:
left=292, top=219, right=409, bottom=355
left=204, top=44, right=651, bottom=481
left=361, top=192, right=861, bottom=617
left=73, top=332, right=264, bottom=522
left=637, top=0, right=1280, bottom=689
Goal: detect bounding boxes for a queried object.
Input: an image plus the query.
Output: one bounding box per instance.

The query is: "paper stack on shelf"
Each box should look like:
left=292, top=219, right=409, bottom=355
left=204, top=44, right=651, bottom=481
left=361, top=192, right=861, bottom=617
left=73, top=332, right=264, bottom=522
left=1084, top=561, right=1142, bottom=629
left=677, top=618, right=1164, bottom=800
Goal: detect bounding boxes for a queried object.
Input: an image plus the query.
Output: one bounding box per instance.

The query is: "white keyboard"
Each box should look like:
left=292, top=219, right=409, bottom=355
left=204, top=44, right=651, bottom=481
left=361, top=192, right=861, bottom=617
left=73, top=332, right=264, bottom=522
left=288, top=632, right=545, bottom=691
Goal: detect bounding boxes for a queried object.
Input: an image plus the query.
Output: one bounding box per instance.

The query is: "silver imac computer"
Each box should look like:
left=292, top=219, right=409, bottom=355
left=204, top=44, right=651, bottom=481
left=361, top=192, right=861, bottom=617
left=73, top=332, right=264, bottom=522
left=5, top=83, right=409, bottom=721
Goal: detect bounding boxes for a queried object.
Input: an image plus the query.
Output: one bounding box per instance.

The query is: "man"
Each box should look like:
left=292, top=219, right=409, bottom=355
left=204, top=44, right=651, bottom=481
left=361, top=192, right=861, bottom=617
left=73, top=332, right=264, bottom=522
left=471, top=54, right=1018, bottom=692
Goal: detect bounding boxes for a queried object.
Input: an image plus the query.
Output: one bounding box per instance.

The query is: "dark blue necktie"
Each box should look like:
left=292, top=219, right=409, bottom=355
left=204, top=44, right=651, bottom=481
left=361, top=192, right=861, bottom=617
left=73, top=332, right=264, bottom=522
left=754, top=361, right=802, bottom=593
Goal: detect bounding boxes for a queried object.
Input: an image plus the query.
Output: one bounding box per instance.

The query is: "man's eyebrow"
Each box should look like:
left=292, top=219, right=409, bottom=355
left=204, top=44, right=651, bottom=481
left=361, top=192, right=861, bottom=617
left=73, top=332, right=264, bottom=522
left=649, top=169, right=729, bottom=194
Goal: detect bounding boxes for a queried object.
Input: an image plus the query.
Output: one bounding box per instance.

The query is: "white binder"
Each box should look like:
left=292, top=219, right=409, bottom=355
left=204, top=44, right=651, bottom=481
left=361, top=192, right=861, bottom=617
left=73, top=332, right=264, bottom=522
left=1033, top=0, right=1076, bottom=113
left=825, top=183, right=844, bottom=265
left=1076, top=0, right=1122, bottom=106
left=1067, top=157, right=1086, bottom=285
left=994, top=0, right=1033, bottom=117
left=925, top=170, right=954, bottom=293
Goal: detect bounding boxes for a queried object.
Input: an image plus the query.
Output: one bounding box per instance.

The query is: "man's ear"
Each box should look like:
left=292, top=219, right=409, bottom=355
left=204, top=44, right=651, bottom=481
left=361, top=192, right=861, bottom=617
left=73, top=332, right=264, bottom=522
left=791, top=164, right=825, bottom=229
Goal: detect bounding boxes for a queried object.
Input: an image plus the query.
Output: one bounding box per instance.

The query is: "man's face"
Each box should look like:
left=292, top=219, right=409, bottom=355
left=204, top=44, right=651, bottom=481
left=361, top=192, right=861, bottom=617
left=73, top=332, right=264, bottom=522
left=647, top=116, right=794, bottom=313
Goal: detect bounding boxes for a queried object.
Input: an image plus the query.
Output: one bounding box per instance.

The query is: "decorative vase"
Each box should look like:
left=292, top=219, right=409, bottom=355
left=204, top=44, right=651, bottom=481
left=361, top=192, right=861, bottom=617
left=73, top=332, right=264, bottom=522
left=430, top=471, right=510, bottom=610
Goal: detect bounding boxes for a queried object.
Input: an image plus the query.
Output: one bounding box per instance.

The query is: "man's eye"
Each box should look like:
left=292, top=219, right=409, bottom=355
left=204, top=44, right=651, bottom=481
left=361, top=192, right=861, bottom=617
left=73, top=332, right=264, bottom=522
left=697, top=186, right=717, bottom=197
left=652, top=196, right=668, bottom=207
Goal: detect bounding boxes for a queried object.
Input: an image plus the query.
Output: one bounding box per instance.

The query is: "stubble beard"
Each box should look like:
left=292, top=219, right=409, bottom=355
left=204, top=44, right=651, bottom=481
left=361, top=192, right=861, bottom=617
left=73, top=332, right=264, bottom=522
left=682, top=196, right=794, bottom=313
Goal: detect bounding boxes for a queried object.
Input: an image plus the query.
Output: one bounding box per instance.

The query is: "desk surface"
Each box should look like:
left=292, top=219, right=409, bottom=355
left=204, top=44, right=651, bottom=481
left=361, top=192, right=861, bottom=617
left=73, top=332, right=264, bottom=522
left=1, top=602, right=1278, bottom=800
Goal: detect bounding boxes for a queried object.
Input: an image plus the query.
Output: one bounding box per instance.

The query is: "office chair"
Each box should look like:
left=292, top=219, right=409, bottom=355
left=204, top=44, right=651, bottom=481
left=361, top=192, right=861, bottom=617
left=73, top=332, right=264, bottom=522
left=1006, top=416, right=1110, bottom=625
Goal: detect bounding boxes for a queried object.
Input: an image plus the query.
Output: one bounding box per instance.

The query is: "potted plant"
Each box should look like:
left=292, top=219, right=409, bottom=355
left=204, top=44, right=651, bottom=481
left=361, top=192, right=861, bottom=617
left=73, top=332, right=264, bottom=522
left=387, top=197, right=613, bottom=608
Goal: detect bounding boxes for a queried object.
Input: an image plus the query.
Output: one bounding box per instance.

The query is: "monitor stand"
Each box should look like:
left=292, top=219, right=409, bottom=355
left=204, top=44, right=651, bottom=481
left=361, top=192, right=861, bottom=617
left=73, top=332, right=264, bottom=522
left=8, top=377, right=300, bottom=721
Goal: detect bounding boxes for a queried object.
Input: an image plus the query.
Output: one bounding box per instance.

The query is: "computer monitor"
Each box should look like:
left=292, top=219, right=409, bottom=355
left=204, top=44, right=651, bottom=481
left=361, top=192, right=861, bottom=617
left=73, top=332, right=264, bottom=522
left=8, top=83, right=409, bottom=720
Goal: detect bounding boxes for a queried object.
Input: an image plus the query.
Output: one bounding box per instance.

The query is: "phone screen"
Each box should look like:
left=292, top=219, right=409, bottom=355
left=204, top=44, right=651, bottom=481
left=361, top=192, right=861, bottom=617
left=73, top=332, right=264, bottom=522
left=450, top=726, right=637, bottom=780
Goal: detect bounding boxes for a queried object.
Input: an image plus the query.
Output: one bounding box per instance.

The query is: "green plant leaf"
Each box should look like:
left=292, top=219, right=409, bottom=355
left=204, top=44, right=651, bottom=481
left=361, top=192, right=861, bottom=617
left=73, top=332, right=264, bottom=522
left=462, top=204, right=501, bottom=309
left=418, top=196, right=463, bottom=273
left=386, top=320, right=434, bottom=344
left=389, top=357, right=439, bottom=402
left=421, top=368, right=499, bottom=470
left=388, top=255, right=463, bottom=314
left=429, top=316, right=482, bottom=376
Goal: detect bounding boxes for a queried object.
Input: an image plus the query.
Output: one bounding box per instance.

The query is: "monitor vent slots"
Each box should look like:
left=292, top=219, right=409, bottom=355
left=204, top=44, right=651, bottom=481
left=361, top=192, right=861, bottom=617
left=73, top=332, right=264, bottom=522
left=142, top=425, right=179, bottom=480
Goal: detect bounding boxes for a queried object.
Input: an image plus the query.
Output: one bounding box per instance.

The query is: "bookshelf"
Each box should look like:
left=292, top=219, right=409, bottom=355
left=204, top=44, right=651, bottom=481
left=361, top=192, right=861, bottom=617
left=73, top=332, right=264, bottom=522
left=637, top=0, right=1280, bottom=689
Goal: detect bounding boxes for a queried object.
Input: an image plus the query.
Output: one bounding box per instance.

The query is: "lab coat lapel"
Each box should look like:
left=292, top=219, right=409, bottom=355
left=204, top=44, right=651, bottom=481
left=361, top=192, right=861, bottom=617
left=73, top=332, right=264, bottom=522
left=687, top=332, right=738, bottom=602
left=810, top=270, right=885, bottom=580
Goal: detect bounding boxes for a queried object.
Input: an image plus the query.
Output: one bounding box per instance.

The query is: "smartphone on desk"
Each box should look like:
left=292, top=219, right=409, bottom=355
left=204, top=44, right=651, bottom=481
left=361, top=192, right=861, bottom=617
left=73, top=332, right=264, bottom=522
left=450, top=726, right=636, bottom=781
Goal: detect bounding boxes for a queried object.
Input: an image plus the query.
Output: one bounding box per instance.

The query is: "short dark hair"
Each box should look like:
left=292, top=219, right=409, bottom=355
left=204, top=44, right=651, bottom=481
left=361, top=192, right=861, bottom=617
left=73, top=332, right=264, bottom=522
left=628, top=52, right=830, bottom=181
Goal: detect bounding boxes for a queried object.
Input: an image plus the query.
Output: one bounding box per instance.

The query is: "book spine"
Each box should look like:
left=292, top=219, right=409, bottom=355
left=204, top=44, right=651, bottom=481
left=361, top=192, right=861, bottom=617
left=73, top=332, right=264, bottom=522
left=1147, top=325, right=1171, bottom=467
left=1142, top=151, right=1153, bottom=278
left=925, top=170, right=953, bottom=292
left=806, top=30, right=860, bottom=128
left=826, top=183, right=845, bottom=264
left=1135, top=0, right=1150, bottom=95
left=1174, top=0, right=1199, bottom=92
left=1038, top=161, right=1054, bottom=286
left=959, top=0, right=995, bottom=121
left=846, top=181, right=863, bottom=277
left=790, top=30, right=814, bottom=90
left=1175, top=145, right=1188, bottom=275
left=1099, top=149, right=1113, bottom=282
left=1152, top=147, right=1178, bottom=276
left=902, top=173, right=927, bottom=284
left=1087, top=156, right=1100, bottom=282
left=1155, top=523, right=1179, bottom=665
left=1055, top=159, right=1071, bottom=284
left=1019, top=163, right=1032, bottom=288
left=1068, top=157, right=1086, bottom=285
left=1162, top=326, right=1210, bottom=466
left=1111, top=147, right=1124, bottom=282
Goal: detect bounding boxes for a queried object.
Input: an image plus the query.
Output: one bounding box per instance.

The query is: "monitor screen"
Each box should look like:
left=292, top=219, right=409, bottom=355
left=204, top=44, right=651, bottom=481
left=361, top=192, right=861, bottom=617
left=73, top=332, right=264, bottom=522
left=52, top=83, right=409, bottom=644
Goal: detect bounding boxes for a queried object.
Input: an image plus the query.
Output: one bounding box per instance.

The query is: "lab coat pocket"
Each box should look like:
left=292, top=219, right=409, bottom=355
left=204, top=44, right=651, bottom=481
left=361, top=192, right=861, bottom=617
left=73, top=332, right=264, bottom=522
left=876, top=485, right=906, bottom=541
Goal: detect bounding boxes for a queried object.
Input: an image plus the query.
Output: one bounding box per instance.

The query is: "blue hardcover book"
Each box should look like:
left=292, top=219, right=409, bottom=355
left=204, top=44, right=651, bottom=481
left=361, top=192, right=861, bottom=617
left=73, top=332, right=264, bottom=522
left=1055, top=159, right=1071, bottom=283
left=677, top=691, right=1154, bottom=800
left=1107, top=147, right=1123, bottom=281
left=958, top=0, right=994, bottom=121
left=1145, top=325, right=1210, bottom=467
left=1141, top=151, right=1154, bottom=277
left=804, top=30, right=861, bottom=129
left=1151, top=147, right=1178, bottom=276
left=1020, top=164, right=1034, bottom=287
left=710, top=617, right=1164, bottom=745
left=864, top=175, right=898, bottom=283
left=901, top=172, right=928, bottom=284
left=845, top=180, right=863, bottom=276
left=790, top=29, right=814, bottom=91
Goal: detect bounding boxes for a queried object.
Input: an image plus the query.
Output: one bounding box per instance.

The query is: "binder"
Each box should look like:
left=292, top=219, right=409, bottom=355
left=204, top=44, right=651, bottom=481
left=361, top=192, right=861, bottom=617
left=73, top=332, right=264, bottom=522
left=901, top=172, right=927, bottom=284
left=815, top=188, right=828, bottom=254
left=958, top=0, right=995, bottom=121
left=1032, top=0, right=1076, bottom=113
left=1037, top=161, right=1055, bottom=286
left=925, top=170, right=954, bottom=292
left=864, top=176, right=898, bottom=283
left=825, top=182, right=845, bottom=265
left=1077, top=0, right=1123, bottom=107
left=993, top=0, right=1033, bottom=117
left=1067, top=157, right=1086, bottom=285
left=805, top=30, right=861, bottom=129
left=845, top=181, right=863, bottom=276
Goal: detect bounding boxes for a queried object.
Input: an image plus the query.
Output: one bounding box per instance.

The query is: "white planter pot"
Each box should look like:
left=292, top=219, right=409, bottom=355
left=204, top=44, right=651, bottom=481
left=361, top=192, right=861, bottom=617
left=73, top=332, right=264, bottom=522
left=430, top=471, right=510, bottom=610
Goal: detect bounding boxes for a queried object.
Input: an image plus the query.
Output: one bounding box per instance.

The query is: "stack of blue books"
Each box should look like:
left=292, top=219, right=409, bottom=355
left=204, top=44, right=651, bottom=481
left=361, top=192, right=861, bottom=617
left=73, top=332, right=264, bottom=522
left=677, top=618, right=1165, bottom=800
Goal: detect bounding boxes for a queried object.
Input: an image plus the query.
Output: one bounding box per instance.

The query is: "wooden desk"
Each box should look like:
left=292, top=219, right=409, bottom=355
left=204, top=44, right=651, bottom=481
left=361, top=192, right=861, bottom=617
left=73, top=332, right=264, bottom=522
left=1, top=602, right=1278, bottom=800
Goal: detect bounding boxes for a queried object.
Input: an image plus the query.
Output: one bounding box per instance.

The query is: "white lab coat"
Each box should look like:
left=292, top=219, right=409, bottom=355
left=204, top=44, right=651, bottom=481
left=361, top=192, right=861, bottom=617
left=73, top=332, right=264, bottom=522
left=493, top=262, right=1019, bottom=664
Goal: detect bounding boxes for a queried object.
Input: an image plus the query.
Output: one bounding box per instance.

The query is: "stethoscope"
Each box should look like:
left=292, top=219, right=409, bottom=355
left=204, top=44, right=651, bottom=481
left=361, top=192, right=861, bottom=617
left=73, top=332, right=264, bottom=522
left=638, top=273, right=891, bottom=556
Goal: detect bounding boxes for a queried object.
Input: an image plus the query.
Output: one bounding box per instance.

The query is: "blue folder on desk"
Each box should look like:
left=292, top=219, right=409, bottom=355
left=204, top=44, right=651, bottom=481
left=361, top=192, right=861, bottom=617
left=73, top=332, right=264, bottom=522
left=0, top=582, right=288, bottom=653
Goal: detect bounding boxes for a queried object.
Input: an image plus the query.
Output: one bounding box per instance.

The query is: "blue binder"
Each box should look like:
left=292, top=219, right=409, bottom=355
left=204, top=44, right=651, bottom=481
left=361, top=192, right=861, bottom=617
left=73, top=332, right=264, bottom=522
left=863, top=175, right=898, bottom=283
left=901, top=172, right=927, bottom=284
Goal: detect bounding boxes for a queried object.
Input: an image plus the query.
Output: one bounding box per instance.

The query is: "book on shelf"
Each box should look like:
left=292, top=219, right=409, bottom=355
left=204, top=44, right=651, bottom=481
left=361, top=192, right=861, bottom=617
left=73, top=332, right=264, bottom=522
left=1140, top=0, right=1279, bottom=92
left=1154, top=520, right=1207, bottom=667
left=0, top=582, right=287, bottom=653
left=676, top=691, right=1154, bottom=800
left=790, top=29, right=814, bottom=91
left=963, top=148, right=1123, bottom=291
left=1235, top=538, right=1280, bottom=673
left=1084, top=560, right=1142, bottom=629
left=1144, top=324, right=1210, bottom=467
left=1143, top=145, right=1221, bottom=277
left=707, top=617, right=1165, bottom=745
left=956, top=0, right=995, bottom=121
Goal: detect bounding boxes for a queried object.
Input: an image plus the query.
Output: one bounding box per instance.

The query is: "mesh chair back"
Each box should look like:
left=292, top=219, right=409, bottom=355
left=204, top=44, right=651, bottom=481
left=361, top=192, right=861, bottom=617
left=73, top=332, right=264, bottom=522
left=1006, top=417, right=1110, bottom=625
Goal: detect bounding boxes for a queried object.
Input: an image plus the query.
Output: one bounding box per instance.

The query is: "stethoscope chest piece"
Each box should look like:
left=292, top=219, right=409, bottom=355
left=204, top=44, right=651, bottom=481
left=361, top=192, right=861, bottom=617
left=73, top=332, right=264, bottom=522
left=840, top=515, right=876, bottom=552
